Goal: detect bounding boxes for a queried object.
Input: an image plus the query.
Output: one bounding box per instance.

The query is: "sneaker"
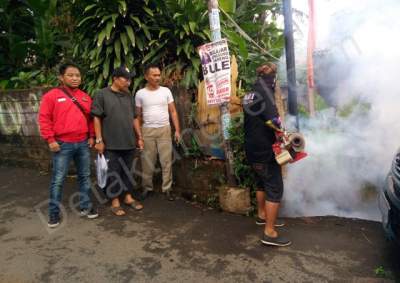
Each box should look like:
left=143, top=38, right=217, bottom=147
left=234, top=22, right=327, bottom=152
left=260, top=233, right=291, bottom=247
left=80, top=208, right=99, bottom=219
left=164, top=190, right=175, bottom=201
left=48, top=215, right=60, bottom=228
left=256, top=217, right=285, bottom=227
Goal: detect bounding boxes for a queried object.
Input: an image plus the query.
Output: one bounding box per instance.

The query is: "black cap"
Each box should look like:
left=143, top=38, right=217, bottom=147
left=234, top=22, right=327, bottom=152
left=112, top=66, right=133, bottom=79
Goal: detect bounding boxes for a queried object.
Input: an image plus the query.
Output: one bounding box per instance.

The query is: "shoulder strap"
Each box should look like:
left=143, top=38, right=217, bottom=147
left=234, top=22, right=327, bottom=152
left=58, top=87, right=88, bottom=118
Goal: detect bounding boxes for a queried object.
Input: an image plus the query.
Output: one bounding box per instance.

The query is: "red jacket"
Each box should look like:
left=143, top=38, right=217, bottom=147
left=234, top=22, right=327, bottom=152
left=38, top=87, right=95, bottom=143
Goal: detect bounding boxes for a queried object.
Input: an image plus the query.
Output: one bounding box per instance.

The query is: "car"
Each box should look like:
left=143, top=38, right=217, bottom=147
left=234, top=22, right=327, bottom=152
left=379, top=149, right=400, bottom=244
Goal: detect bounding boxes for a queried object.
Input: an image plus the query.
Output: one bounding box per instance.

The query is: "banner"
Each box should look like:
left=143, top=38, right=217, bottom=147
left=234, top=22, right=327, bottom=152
left=198, top=39, right=231, bottom=106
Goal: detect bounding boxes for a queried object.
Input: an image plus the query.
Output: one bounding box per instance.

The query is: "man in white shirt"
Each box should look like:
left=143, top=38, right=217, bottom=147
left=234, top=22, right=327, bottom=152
left=135, top=64, right=181, bottom=201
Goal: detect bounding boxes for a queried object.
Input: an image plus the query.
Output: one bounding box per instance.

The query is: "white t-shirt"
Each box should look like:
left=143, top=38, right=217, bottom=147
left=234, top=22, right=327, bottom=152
left=135, top=86, right=174, bottom=128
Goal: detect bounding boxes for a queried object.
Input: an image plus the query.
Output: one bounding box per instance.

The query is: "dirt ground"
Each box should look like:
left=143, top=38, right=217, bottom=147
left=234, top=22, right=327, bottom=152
left=0, top=165, right=398, bottom=283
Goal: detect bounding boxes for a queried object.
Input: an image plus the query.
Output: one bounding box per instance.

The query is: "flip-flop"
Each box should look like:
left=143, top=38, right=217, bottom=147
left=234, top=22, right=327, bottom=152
left=124, top=200, right=144, bottom=211
left=111, top=206, right=126, bottom=216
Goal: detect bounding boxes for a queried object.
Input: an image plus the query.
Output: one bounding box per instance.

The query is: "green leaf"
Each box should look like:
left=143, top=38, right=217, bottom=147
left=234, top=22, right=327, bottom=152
left=189, top=21, right=196, bottom=33
left=125, top=25, right=135, bottom=47
left=143, top=7, right=154, bottom=16
left=90, top=58, right=102, bottom=68
left=148, top=39, right=157, bottom=46
left=132, top=75, right=144, bottom=93
left=183, top=40, right=191, bottom=59
left=111, top=14, right=118, bottom=27
left=182, top=24, right=189, bottom=35
left=120, top=33, right=129, bottom=55
left=106, top=46, right=113, bottom=56
left=97, top=29, right=106, bottom=47
left=182, top=68, right=192, bottom=88
left=136, top=36, right=144, bottom=51
left=103, top=58, right=110, bottom=79
left=118, top=1, right=127, bottom=13
left=114, top=57, right=121, bottom=69
left=142, top=25, right=151, bottom=41
left=114, top=38, right=121, bottom=61
left=142, top=41, right=167, bottom=64
left=191, top=57, right=200, bottom=69
left=219, top=0, right=236, bottom=13
left=84, top=4, right=97, bottom=13
left=105, top=21, right=113, bottom=40
left=173, top=13, right=182, bottom=19
left=73, top=44, right=79, bottom=57
left=77, top=16, right=95, bottom=27
left=97, top=74, right=104, bottom=88
left=158, top=28, right=169, bottom=38
left=100, top=15, right=112, bottom=25
left=130, top=16, right=141, bottom=28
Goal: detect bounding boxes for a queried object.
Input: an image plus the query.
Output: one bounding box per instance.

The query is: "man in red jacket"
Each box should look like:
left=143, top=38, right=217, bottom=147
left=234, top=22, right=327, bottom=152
left=38, top=63, right=99, bottom=228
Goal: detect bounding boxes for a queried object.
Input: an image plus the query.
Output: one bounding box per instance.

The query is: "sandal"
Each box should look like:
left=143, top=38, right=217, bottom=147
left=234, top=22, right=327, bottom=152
left=124, top=200, right=144, bottom=211
left=111, top=206, right=126, bottom=216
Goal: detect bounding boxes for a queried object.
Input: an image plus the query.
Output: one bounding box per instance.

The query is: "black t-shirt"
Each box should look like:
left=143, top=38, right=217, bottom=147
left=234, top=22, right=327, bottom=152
left=91, top=87, right=136, bottom=150
left=243, top=75, right=278, bottom=163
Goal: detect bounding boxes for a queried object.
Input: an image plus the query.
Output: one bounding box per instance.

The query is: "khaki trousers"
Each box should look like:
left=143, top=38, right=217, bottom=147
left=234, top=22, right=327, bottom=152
left=141, top=125, right=172, bottom=192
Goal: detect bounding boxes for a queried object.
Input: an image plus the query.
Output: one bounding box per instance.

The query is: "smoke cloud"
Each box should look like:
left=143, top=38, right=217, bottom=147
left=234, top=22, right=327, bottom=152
left=281, top=0, right=400, bottom=221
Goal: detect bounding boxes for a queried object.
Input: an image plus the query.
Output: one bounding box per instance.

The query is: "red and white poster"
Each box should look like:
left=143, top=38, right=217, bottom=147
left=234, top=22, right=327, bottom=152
left=198, top=39, right=231, bottom=106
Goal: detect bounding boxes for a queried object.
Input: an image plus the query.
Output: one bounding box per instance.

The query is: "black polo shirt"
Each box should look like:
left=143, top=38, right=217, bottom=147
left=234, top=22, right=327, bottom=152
left=91, top=87, right=136, bottom=150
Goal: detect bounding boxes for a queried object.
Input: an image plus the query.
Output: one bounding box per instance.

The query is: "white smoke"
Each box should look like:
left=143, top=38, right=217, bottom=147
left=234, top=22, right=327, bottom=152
left=282, top=0, right=400, bottom=221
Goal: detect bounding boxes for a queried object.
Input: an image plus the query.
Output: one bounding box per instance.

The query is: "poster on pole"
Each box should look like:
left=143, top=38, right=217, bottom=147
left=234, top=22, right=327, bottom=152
left=198, top=39, right=231, bottom=106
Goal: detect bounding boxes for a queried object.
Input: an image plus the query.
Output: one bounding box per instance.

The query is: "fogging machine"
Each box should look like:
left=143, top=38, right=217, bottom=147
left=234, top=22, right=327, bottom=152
left=272, top=131, right=308, bottom=165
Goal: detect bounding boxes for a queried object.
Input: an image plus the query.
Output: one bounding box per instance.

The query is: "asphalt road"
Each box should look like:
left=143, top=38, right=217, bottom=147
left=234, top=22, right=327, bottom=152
left=0, top=166, right=398, bottom=282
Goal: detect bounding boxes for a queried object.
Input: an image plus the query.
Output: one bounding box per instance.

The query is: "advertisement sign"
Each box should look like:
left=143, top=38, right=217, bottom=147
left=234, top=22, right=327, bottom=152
left=198, top=39, right=231, bottom=105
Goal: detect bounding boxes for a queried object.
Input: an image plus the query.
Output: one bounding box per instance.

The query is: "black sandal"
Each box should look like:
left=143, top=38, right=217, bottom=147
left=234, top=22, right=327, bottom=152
left=124, top=200, right=144, bottom=211
left=111, top=206, right=126, bottom=216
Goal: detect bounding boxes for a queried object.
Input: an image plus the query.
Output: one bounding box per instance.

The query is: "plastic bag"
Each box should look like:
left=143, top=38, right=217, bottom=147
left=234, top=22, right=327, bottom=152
left=95, top=154, right=108, bottom=189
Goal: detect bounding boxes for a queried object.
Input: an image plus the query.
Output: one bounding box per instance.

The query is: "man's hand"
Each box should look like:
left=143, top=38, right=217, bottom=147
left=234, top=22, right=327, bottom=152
left=88, top=137, right=95, bottom=148
left=95, top=142, right=105, bottom=154
left=174, top=131, right=181, bottom=143
left=49, top=142, right=61, bottom=152
left=137, top=138, right=144, bottom=150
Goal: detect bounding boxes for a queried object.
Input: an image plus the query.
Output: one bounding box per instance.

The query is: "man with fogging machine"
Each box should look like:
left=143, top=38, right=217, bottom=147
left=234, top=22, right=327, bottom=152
left=243, top=63, right=291, bottom=247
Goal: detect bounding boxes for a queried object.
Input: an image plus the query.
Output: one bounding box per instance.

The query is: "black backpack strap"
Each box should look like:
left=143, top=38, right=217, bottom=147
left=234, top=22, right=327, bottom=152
left=58, top=87, right=89, bottom=117
left=58, top=87, right=90, bottom=138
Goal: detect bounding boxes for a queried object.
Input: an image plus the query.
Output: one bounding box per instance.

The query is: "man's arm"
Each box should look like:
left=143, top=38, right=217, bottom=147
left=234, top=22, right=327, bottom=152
left=134, top=106, right=144, bottom=149
left=93, top=116, right=105, bottom=154
left=168, top=102, right=181, bottom=142
left=38, top=92, right=60, bottom=152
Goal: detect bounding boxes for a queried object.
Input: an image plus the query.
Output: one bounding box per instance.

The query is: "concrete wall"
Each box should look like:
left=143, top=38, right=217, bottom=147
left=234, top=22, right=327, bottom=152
left=0, top=88, right=224, bottom=202
left=0, top=88, right=50, bottom=170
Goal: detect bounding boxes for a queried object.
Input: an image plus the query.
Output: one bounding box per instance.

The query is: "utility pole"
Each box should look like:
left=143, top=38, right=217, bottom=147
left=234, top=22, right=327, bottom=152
left=207, top=0, right=237, bottom=186
left=283, top=0, right=299, bottom=130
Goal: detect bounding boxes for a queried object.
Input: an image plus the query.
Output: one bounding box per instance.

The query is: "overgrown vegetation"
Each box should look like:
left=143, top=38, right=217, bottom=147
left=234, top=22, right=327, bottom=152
left=228, top=113, right=256, bottom=189
left=1, top=0, right=284, bottom=94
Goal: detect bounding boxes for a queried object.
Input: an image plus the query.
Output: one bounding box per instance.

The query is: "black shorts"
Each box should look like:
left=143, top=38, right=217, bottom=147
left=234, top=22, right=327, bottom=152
left=251, top=161, right=283, bottom=203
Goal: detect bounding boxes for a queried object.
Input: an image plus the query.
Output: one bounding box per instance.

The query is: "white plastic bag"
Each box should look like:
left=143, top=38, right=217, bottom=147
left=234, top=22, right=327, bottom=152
left=95, top=154, right=108, bottom=189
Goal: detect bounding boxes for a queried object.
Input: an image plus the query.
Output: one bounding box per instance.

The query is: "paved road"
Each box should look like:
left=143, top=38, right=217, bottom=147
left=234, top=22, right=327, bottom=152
left=0, top=166, right=398, bottom=282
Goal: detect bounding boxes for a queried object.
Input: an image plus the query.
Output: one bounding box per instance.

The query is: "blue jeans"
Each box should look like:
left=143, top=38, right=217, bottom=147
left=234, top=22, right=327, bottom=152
left=49, top=140, right=92, bottom=218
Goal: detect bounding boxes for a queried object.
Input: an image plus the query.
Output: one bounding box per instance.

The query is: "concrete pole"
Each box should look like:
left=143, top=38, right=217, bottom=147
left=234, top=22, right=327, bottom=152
left=207, top=0, right=236, bottom=186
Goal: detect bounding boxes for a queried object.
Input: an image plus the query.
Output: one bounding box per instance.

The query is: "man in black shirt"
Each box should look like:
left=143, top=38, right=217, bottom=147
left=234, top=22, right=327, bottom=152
left=243, top=63, right=291, bottom=247
left=91, top=67, right=143, bottom=216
